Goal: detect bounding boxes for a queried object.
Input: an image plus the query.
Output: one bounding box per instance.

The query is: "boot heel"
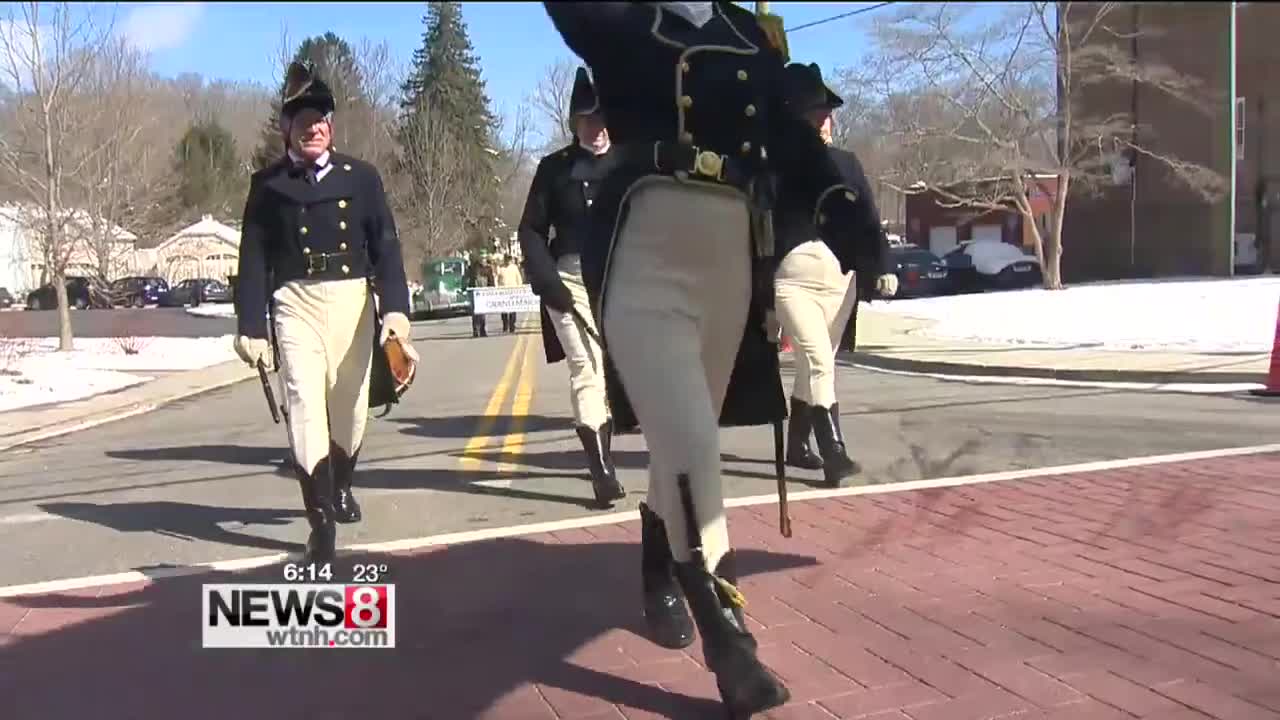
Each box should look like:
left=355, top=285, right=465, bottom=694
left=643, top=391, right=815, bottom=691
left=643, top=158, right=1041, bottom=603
left=640, top=503, right=694, bottom=649
left=578, top=423, right=625, bottom=506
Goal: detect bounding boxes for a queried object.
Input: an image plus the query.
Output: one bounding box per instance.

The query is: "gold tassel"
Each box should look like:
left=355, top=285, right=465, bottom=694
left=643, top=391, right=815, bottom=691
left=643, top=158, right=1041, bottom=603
left=715, top=576, right=747, bottom=608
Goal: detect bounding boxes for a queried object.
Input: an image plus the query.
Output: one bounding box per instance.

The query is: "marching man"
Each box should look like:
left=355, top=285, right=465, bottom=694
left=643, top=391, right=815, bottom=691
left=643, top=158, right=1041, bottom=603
left=544, top=3, right=883, bottom=716
left=233, top=61, right=416, bottom=564
left=775, top=62, right=895, bottom=486
left=517, top=67, right=626, bottom=508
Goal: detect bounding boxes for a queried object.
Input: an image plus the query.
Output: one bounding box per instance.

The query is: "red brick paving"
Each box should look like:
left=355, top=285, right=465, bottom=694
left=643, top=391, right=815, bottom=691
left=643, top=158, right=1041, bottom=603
left=2, top=454, right=1279, bottom=720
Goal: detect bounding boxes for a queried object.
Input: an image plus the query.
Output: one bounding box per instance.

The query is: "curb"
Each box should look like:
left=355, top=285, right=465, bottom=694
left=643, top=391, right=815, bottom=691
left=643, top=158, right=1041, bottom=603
left=842, top=350, right=1267, bottom=385
left=0, top=364, right=255, bottom=452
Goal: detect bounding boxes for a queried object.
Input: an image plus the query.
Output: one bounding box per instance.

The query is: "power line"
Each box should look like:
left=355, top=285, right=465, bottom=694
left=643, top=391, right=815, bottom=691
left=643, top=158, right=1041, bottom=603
left=786, top=2, right=896, bottom=33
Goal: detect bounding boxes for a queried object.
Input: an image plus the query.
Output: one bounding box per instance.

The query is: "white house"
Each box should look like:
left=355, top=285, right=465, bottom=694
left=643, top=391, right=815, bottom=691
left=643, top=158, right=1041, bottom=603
left=0, top=204, right=140, bottom=295
left=149, top=215, right=241, bottom=283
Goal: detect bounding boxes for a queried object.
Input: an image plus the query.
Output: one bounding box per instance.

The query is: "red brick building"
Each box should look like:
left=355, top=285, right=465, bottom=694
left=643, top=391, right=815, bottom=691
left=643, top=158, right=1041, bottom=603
left=903, top=176, right=1059, bottom=257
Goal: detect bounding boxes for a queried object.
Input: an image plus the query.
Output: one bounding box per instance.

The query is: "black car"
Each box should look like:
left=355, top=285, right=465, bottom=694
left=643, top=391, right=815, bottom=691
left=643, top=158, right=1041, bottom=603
left=0, top=287, right=13, bottom=309
left=25, top=276, right=112, bottom=310
left=160, top=278, right=232, bottom=307
left=886, top=244, right=949, bottom=298
left=110, top=276, right=170, bottom=308
left=942, top=241, right=1043, bottom=293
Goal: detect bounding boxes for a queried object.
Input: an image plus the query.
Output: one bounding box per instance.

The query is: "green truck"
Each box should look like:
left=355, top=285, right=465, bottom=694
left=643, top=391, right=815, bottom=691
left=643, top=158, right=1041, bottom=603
left=412, top=256, right=470, bottom=319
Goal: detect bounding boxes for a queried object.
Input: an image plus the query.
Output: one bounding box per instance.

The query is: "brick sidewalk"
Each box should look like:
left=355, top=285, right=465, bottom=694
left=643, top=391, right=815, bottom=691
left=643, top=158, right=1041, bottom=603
left=2, top=454, right=1278, bottom=720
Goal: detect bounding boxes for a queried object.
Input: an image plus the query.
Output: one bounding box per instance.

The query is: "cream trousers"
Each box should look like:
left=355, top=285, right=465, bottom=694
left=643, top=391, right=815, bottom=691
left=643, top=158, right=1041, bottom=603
left=604, top=177, right=751, bottom=570
left=273, top=277, right=375, bottom=475
left=545, top=254, right=610, bottom=430
left=774, top=240, right=857, bottom=408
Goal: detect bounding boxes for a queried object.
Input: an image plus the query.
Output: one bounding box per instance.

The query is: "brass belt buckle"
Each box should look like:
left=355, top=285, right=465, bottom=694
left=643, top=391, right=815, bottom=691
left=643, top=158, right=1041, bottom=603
left=307, top=254, right=328, bottom=274
left=693, top=150, right=725, bottom=182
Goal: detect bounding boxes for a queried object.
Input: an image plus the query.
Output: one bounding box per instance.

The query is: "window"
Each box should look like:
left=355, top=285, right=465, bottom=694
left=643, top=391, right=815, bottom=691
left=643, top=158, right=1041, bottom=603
left=1237, top=97, right=1246, bottom=161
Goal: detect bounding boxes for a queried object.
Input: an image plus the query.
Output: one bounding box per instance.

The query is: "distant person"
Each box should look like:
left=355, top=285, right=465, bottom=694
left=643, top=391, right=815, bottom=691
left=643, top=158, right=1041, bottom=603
left=466, top=257, right=493, bottom=338
left=495, top=255, right=524, bottom=333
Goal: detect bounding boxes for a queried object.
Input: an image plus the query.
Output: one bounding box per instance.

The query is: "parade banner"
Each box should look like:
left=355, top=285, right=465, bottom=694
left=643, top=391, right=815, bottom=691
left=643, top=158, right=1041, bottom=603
left=471, top=285, right=541, bottom=315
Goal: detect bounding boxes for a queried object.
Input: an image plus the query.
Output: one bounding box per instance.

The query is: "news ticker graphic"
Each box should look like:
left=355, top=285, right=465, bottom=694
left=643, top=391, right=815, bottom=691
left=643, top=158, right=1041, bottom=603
left=202, top=584, right=395, bottom=649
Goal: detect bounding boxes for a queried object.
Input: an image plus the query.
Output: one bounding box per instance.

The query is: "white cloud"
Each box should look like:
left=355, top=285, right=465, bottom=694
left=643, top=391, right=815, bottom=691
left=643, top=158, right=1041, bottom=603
left=120, top=2, right=204, bottom=53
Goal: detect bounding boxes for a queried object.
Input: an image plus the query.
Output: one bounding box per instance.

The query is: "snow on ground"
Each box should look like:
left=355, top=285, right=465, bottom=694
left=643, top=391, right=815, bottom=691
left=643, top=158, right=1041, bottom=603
left=185, top=303, right=235, bottom=319
left=873, top=277, right=1280, bottom=353
left=0, top=335, right=237, bottom=412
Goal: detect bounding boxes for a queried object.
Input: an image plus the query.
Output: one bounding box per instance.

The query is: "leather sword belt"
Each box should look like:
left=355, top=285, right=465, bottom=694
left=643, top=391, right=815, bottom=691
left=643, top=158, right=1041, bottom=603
left=305, top=251, right=356, bottom=275
left=615, top=141, right=755, bottom=192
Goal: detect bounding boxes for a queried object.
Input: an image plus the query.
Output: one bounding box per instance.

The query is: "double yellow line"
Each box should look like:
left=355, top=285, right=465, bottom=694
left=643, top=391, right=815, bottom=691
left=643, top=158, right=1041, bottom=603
left=461, top=323, right=538, bottom=475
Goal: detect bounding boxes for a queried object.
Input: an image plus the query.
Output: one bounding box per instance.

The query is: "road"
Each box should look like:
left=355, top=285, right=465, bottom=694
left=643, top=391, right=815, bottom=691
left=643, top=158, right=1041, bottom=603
left=1, top=314, right=1278, bottom=588
left=0, top=305, right=235, bottom=338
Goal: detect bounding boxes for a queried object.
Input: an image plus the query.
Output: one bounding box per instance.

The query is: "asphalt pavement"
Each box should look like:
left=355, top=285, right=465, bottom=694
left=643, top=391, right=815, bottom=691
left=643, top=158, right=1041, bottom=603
left=0, top=306, right=234, bottom=338
left=2, top=314, right=1279, bottom=588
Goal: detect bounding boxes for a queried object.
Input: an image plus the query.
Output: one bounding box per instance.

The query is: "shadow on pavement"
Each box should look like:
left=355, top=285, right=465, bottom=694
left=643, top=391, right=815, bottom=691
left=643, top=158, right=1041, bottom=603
left=462, top=448, right=650, bottom=472
left=355, top=466, right=609, bottom=510
left=104, top=445, right=289, bottom=467
left=391, top=413, right=572, bottom=439
left=38, top=501, right=305, bottom=553
left=0, top=539, right=818, bottom=720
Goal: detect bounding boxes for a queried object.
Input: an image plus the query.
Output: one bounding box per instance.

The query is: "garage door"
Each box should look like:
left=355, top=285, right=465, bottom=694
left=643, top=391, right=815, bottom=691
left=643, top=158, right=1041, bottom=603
left=971, top=224, right=1003, bottom=244
left=929, top=226, right=958, bottom=255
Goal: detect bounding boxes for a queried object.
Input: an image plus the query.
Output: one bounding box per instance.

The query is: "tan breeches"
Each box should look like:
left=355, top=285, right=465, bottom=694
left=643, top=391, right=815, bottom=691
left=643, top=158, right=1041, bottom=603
left=545, top=255, right=610, bottom=429
left=273, top=278, right=375, bottom=475
left=603, top=177, right=751, bottom=570
left=775, top=241, right=857, bottom=408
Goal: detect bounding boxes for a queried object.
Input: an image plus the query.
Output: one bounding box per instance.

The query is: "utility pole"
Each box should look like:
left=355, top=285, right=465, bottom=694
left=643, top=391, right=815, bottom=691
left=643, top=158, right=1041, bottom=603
left=756, top=1, right=769, bottom=14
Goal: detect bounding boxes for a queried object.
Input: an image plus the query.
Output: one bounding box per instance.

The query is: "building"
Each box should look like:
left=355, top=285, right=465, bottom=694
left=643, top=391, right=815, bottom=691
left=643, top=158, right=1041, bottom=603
left=903, top=176, right=1059, bottom=257
left=0, top=204, right=140, bottom=294
left=1063, top=2, right=1278, bottom=281
left=143, top=215, right=241, bottom=284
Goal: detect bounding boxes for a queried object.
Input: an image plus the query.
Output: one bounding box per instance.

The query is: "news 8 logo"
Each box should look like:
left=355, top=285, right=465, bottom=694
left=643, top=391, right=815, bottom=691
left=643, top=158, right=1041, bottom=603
left=202, top=584, right=395, bottom=649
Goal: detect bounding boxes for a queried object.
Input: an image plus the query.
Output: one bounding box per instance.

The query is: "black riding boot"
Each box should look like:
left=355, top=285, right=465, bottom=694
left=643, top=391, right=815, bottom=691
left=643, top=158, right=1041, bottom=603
left=639, top=503, right=694, bottom=649
left=809, top=403, right=859, bottom=487
left=674, top=550, right=790, bottom=717
left=785, top=397, right=823, bottom=470
left=577, top=422, right=626, bottom=507
left=330, top=442, right=363, bottom=524
left=297, top=457, right=337, bottom=565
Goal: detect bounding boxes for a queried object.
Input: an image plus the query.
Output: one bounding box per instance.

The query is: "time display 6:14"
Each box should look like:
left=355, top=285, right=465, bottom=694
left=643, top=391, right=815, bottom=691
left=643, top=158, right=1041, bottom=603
left=283, top=562, right=333, bottom=583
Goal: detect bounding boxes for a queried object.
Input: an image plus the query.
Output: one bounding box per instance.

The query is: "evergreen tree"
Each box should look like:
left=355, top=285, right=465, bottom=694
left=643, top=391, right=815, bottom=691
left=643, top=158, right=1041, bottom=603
left=174, top=120, right=242, bottom=216
left=251, top=32, right=370, bottom=170
left=397, top=2, right=500, bottom=248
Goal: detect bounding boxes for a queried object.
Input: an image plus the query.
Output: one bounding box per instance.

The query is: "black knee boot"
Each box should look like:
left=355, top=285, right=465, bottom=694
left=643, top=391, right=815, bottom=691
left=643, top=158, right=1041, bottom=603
left=785, top=397, right=823, bottom=470
left=577, top=422, right=626, bottom=507
left=639, top=503, right=694, bottom=649
left=330, top=442, right=362, bottom=524
left=297, top=457, right=337, bottom=564
left=809, top=403, right=859, bottom=487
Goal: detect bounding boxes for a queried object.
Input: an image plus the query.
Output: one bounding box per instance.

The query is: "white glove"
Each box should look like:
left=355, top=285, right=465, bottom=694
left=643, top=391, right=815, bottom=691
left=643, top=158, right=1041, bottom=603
left=379, top=312, right=420, bottom=366
left=233, top=335, right=271, bottom=368
left=876, top=273, right=899, bottom=297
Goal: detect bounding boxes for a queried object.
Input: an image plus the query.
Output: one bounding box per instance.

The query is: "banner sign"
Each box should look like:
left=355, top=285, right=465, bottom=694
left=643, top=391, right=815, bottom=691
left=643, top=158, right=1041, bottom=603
left=471, top=285, right=541, bottom=315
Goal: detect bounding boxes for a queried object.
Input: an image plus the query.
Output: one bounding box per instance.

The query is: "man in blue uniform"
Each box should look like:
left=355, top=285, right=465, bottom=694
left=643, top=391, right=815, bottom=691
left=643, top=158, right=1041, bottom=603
left=774, top=62, right=895, bottom=486
left=233, top=61, right=416, bottom=564
left=518, top=68, right=627, bottom=509
left=544, top=3, right=884, bottom=716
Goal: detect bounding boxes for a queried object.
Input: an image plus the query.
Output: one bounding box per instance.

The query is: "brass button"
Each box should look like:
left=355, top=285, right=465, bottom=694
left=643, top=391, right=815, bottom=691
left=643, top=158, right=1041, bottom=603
left=679, top=131, right=694, bottom=145
left=744, top=104, right=756, bottom=117
left=737, top=69, right=748, bottom=81
left=339, top=242, right=348, bottom=251
left=339, top=220, right=348, bottom=230
left=845, top=190, right=858, bottom=202
left=586, top=198, right=593, bottom=207
left=680, top=61, right=690, bottom=73
left=740, top=141, right=752, bottom=154
left=680, top=95, right=693, bottom=109
left=338, top=200, right=347, bottom=209
left=343, top=164, right=352, bottom=171
left=303, top=247, right=311, bottom=255
left=299, top=207, right=307, bottom=215
left=300, top=226, right=309, bottom=235
left=341, top=265, right=350, bottom=274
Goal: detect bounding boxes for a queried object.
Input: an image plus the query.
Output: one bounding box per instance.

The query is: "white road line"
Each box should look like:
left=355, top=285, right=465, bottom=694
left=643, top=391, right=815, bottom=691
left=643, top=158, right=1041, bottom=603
left=0, top=511, right=56, bottom=526
left=1, top=442, right=1277, bottom=599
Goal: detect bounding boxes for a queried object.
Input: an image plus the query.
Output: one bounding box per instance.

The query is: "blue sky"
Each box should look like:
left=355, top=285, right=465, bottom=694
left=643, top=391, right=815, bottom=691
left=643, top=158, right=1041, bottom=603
left=105, top=1, right=909, bottom=115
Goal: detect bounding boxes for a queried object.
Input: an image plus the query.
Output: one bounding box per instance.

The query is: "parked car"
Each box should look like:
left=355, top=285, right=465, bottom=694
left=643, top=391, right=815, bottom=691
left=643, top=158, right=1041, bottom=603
left=159, top=278, right=231, bottom=307
left=25, top=276, right=112, bottom=310
left=110, top=276, right=170, bottom=308
left=414, top=256, right=471, bottom=319
left=885, top=243, right=949, bottom=298
left=942, top=241, right=1043, bottom=292
left=0, top=287, right=13, bottom=309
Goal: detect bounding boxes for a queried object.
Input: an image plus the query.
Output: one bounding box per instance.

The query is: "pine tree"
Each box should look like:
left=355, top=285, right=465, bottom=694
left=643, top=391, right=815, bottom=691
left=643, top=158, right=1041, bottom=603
left=397, top=2, right=500, bottom=248
left=250, top=32, right=370, bottom=171
left=175, top=120, right=242, bottom=216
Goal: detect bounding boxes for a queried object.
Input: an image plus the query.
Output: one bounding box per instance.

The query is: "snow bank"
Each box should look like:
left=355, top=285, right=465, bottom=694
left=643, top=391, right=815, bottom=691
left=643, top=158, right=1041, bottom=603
left=874, top=277, right=1280, bottom=353
left=0, top=335, right=237, bottom=412
left=185, top=303, right=236, bottom=319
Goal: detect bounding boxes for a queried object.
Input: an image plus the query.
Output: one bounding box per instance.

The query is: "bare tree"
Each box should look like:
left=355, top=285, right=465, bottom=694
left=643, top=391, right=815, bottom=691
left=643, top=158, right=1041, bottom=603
left=390, top=106, right=475, bottom=277
left=861, top=2, right=1226, bottom=288
left=528, top=57, right=577, bottom=151
left=0, top=2, right=117, bottom=350
left=491, top=101, right=536, bottom=236
left=351, top=37, right=399, bottom=165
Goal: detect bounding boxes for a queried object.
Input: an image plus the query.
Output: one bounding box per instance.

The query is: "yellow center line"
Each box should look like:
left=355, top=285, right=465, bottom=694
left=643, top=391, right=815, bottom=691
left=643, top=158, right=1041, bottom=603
left=497, top=335, right=538, bottom=473
left=461, top=332, right=528, bottom=466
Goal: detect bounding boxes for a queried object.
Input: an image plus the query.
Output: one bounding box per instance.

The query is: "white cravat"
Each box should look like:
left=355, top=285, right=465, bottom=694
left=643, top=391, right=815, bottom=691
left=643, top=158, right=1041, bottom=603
left=662, top=1, right=714, bottom=28
left=287, top=148, right=334, bottom=182
left=580, top=140, right=611, bottom=156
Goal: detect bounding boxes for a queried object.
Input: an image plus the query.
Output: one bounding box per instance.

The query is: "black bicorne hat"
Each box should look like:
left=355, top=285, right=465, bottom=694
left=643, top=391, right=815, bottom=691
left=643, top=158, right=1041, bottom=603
left=568, top=66, right=600, bottom=116
left=281, top=60, right=336, bottom=117
left=783, top=62, right=844, bottom=115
